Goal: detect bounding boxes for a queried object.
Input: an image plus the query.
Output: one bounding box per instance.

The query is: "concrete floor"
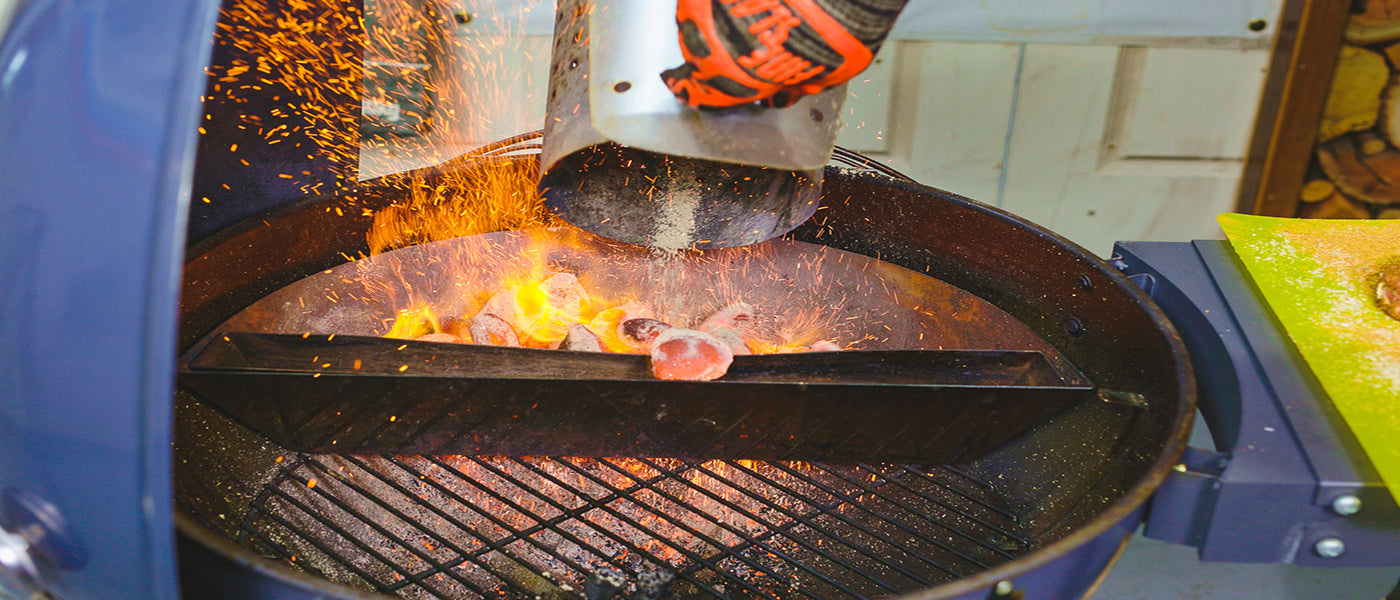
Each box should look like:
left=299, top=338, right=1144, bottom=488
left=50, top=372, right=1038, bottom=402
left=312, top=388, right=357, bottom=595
left=1091, top=533, right=1398, bottom=600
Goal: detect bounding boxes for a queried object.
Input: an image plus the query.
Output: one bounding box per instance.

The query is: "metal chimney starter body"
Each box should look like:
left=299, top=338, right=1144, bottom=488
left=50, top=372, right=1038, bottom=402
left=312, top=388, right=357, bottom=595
left=538, top=0, right=849, bottom=249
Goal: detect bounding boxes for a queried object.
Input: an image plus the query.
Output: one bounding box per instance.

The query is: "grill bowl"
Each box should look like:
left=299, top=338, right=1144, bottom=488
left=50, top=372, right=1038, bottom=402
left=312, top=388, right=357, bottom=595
left=173, top=147, right=1194, bottom=600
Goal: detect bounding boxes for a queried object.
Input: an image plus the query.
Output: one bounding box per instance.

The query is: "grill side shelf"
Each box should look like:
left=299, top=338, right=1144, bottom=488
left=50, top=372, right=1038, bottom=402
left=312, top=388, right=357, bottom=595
left=178, top=332, right=1095, bottom=462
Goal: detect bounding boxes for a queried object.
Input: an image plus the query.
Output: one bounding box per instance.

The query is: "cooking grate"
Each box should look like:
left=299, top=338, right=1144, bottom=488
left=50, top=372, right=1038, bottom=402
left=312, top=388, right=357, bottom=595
left=234, top=453, right=1030, bottom=600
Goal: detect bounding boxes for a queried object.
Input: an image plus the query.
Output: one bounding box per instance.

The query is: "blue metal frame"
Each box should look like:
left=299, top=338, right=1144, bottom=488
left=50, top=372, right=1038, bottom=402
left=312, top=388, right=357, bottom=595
left=0, top=0, right=220, bottom=597
left=1117, top=241, right=1400, bottom=566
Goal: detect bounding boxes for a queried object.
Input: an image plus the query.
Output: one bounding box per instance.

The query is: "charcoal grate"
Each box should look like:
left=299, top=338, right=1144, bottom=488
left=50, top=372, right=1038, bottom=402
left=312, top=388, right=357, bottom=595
left=233, top=454, right=1030, bottom=600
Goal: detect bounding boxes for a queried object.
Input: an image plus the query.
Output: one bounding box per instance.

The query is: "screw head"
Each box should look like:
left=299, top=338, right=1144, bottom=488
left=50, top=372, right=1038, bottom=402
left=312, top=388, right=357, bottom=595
left=1330, top=494, right=1362, bottom=516
left=992, top=580, right=1016, bottom=596
left=1313, top=537, right=1346, bottom=558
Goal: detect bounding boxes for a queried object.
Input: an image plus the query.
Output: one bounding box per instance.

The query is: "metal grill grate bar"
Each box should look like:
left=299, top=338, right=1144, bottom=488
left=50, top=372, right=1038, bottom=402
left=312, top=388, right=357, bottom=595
left=787, top=462, right=1015, bottom=566
left=585, top=458, right=875, bottom=599
left=632, top=457, right=920, bottom=594
left=501, top=456, right=823, bottom=598
left=680, top=460, right=946, bottom=585
left=531, top=457, right=803, bottom=600
left=286, top=457, right=529, bottom=598
left=771, top=462, right=996, bottom=569
left=424, top=455, right=759, bottom=600
left=237, top=454, right=1028, bottom=600
left=565, top=455, right=870, bottom=597
left=852, top=464, right=1029, bottom=553
left=906, top=465, right=1021, bottom=520
left=341, top=454, right=600, bottom=593
left=255, top=466, right=491, bottom=597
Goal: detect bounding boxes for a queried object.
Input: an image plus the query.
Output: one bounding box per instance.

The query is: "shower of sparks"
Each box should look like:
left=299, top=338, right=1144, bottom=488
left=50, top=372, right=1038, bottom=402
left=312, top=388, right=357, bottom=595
left=201, top=0, right=550, bottom=204
left=196, top=0, right=890, bottom=355
left=355, top=226, right=878, bottom=354
left=204, top=0, right=366, bottom=191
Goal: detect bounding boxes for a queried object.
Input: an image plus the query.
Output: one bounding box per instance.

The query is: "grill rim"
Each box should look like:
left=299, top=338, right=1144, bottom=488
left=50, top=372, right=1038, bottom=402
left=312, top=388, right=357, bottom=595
left=174, top=147, right=1195, bottom=600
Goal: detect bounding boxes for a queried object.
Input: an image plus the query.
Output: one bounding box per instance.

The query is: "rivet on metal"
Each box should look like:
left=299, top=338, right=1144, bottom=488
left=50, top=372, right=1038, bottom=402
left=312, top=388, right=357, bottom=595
left=1330, top=494, right=1362, bottom=516
left=1065, top=317, right=1085, bottom=337
left=1076, top=273, right=1093, bottom=291
left=1313, top=537, right=1345, bottom=558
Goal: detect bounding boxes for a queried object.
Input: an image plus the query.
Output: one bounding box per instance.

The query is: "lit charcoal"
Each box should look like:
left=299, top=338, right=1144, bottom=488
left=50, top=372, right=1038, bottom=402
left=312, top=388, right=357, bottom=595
left=469, top=313, right=520, bottom=347
left=630, top=569, right=675, bottom=600
left=705, top=326, right=752, bottom=355
left=478, top=287, right=518, bottom=322
left=619, top=318, right=672, bottom=352
left=473, top=286, right=526, bottom=346
left=516, top=272, right=588, bottom=346
left=437, top=315, right=469, bottom=338
left=476, top=285, right=520, bottom=323
left=587, top=301, right=654, bottom=352
left=808, top=339, right=842, bottom=352
left=559, top=323, right=603, bottom=352
left=384, top=305, right=437, bottom=339
left=415, top=332, right=462, bottom=344
left=699, top=302, right=756, bottom=354
left=699, top=301, right=756, bottom=335
left=584, top=567, right=627, bottom=600
left=650, top=328, right=733, bottom=381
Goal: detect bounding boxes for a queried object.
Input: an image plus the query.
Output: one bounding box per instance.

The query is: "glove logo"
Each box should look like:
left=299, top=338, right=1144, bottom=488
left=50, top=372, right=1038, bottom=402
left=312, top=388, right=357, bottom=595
left=662, top=0, right=875, bottom=108
left=727, top=0, right=825, bottom=85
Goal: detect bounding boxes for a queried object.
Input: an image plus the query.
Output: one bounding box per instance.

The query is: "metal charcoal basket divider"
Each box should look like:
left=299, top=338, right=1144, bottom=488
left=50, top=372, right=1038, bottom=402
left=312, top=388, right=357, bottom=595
left=180, top=331, right=1090, bottom=459
left=173, top=132, right=1192, bottom=600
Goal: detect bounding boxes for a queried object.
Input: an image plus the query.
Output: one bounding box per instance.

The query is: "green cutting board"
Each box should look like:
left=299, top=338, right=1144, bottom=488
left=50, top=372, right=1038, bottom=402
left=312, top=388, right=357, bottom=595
left=1218, top=213, right=1400, bottom=504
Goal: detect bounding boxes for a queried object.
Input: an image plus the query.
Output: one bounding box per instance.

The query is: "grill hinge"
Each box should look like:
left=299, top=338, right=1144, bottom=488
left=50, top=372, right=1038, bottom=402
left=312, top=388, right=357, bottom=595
left=1142, top=446, right=1227, bottom=547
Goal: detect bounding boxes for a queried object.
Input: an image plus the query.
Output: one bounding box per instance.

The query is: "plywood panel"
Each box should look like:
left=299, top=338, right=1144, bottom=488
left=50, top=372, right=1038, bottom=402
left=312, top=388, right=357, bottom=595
left=1110, top=47, right=1269, bottom=161
left=1000, top=45, right=1248, bottom=255
left=836, top=49, right=895, bottom=153
left=890, top=0, right=1278, bottom=47
left=460, top=0, right=1281, bottom=48
left=870, top=41, right=1023, bottom=202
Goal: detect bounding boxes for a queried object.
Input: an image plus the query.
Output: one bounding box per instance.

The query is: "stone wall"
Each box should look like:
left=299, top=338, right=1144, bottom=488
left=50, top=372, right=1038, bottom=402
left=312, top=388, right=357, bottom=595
left=1301, top=0, right=1400, bottom=219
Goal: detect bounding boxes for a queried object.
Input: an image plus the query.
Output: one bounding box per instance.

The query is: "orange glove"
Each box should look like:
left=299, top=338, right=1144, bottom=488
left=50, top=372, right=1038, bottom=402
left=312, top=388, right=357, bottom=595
left=661, top=0, right=908, bottom=108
